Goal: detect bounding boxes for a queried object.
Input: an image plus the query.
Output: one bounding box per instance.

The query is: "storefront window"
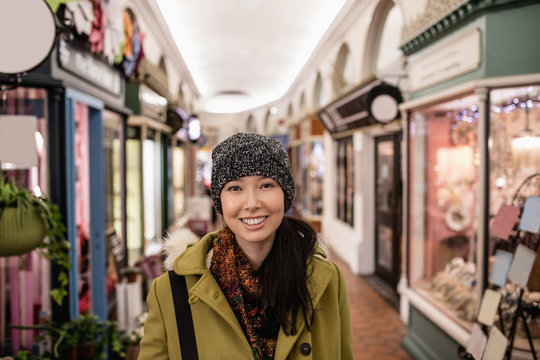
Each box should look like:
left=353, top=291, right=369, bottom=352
left=310, top=141, right=324, bottom=215
left=489, top=85, right=540, bottom=287
left=103, top=110, right=124, bottom=241
left=489, top=86, right=540, bottom=214
left=172, top=139, right=185, bottom=220
left=126, top=126, right=142, bottom=266
left=336, top=136, right=354, bottom=226
left=408, top=94, right=480, bottom=324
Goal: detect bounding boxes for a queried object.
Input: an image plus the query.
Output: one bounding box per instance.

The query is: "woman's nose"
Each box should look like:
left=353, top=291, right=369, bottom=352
left=243, top=188, right=261, bottom=209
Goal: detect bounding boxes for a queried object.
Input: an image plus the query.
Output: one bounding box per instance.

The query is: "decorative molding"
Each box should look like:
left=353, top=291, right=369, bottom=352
left=400, top=0, right=535, bottom=56
left=401, top=0, right=468, bottom=45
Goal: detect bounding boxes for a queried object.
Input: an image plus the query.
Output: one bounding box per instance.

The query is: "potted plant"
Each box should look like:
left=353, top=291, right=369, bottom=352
left=117, top=311, right=147, bottom=360
left=10, top=314, right=125, bottom=360
left=0, top=176, right=70, bottom=305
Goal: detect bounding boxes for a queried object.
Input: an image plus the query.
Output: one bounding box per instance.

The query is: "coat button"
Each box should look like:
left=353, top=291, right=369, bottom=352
left=188, top=295, right=199, bottom=304
left=299, top=343, right=311, bottom=355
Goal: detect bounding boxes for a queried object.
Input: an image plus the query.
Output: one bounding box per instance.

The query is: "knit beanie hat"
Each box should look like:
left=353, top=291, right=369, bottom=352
left=211, top=132, right=295, bottom=214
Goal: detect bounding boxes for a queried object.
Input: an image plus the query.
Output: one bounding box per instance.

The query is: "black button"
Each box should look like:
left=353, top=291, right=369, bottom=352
left=299, top=342, right=311, bottom=355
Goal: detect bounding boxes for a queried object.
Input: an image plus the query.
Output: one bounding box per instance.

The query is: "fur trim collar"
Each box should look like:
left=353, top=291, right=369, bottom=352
left=162, top=228, right=200, bottom=270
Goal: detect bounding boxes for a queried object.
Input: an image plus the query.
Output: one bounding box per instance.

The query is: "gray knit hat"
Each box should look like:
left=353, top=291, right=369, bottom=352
left=211, top=132, right=295, bottom=214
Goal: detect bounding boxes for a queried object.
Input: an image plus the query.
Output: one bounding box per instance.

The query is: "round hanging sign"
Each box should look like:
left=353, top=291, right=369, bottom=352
left=0, top=0, right=56, bottom=75
left=368, top=83, right=404, bottom=124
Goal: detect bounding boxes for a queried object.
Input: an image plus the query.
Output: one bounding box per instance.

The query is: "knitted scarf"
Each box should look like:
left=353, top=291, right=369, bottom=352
left=210, top=227, right=277, bottom=359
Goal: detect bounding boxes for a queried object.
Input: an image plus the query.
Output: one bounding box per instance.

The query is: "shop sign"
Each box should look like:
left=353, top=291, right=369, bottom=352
left=0, top=116, right=38, bottom=169
left=58, top=39, right=122, bottom=96
left=0, top=0, right=56, bottom=75
left=409, top=29, right=481, bottom=92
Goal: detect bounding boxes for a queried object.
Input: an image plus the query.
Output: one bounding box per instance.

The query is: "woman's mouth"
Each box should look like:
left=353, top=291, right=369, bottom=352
left=241, top=216, right=267, bottom=226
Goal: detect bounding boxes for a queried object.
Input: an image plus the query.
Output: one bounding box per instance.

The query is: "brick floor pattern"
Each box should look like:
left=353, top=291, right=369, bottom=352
left=331, top=256, right=413, bottom=360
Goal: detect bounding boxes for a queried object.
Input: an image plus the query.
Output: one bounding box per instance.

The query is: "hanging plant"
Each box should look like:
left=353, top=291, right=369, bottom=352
left=0, top=176, right=70, bottom=305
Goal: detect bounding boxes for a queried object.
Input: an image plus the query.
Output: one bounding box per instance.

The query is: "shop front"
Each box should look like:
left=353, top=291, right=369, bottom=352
left=0, top=6, right=131, bottom=357
left=319, top=77, right=404, bottom=297
left=52, top=37, right=131, bottom=322
left=400, top=2, right=540, bottom=359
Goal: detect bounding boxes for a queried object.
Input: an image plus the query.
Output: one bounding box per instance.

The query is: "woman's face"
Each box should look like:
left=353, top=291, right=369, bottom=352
left=220, top=175, right=285, bottom=250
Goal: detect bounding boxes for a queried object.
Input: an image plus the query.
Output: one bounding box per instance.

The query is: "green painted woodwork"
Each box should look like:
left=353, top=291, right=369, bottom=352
left=125, top=82, right=142, bottom=115
left=402, top=306, right=461, bottom=360
left=408, top=2, right=540, bottom=100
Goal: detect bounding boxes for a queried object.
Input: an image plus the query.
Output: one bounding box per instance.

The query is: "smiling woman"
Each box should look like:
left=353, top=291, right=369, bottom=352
left=139, top=132, right=353, bottom=359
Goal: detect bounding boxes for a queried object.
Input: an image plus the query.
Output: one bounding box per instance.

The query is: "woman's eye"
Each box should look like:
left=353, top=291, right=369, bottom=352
left=227, top=185, right=240, bottom=191
left=261, top=183, right=274, bottom=189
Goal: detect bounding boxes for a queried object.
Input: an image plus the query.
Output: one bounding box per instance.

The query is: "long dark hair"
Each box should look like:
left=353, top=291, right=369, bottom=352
left=256, top=216, right=318, bottom=336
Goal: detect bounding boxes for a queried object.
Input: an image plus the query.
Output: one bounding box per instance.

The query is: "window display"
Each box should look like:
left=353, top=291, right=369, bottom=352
left=294, top=140, right=324, bottom=217
left=488, top=86, right=540, bottom=354
left=408, top=85, right=540, bottom=348
left=489, top=85, right=540, bottom=218
left=408, top=94, right=480, bottom=324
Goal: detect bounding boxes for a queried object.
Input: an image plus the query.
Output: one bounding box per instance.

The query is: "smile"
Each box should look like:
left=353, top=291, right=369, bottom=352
left=241, top=216, right=267, bottom=225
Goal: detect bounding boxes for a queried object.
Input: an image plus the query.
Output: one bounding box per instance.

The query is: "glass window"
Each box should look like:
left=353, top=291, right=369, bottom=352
left=489, top=86, right=540, bottom=293
left=408, top=94, right=480, bottom=324
left=103, top=110, right=124, bottom=241
left=489, top=86, right=540, bottom=213
left=126, top=126, right=142, bottom=266
left=172, top=140, right=185, bottom=220
left=336, top=136, right=354, bottom=225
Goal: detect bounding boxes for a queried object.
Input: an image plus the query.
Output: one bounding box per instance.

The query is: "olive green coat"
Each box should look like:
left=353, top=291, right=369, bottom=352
left=138, top=230, right=353, bottom=360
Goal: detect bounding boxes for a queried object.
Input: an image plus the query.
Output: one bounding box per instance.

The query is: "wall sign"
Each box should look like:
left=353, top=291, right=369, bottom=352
left=58, top=39, right=123, bottom=96
left=409, top=29, right=481, bottom=92
left=0, top=116, right=38, bottom=169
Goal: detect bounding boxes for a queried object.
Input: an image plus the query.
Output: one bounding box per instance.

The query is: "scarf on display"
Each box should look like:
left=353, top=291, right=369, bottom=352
left=210, top=227, right=277, bottom=359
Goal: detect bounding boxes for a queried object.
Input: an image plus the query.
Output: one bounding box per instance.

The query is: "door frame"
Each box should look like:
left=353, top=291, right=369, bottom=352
left=374, top=131, right=402, bottom=288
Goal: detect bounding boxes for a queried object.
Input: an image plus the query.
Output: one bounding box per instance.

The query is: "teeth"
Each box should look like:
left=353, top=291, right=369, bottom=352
left=242, top=217, right=266, bottom=225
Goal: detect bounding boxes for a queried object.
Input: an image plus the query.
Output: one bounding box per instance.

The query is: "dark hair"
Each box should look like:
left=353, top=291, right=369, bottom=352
left=256, top=216, right=317, bottom=336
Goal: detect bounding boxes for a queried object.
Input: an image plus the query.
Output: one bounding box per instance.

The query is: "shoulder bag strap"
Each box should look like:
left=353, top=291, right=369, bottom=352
left=168, top=270, right=199, bottom=360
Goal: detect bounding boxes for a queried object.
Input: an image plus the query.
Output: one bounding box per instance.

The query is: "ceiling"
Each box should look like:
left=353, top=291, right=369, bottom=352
left=155, top=0, right=348, bottom=114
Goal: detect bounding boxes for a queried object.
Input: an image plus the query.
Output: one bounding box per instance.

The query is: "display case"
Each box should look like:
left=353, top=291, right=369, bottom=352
left=289, top=116, right=325, bottom=231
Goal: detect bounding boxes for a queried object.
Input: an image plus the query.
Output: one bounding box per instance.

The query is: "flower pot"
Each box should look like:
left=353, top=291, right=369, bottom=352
left=0, top=207, right=47, bottom=256
left=126, top=345, right=141, bottom=360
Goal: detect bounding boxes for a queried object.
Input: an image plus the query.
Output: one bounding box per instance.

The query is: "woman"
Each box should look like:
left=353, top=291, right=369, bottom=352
left=139, top=133, right=353, bottom=359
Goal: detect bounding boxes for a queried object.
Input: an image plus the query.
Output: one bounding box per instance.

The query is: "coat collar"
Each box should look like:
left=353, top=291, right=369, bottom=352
left=172, top=230, right=219, bottom=275
left=170, top=228, right=334, bottom=360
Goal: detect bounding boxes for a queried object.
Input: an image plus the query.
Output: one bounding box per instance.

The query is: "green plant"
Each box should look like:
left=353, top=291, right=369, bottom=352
left=0, top=176, right=70, bottom=305
left=10, top=314, right=125, bottom=360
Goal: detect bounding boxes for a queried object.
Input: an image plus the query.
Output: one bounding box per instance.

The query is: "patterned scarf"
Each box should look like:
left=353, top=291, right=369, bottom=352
left=210, top=227, right=278, bottom=359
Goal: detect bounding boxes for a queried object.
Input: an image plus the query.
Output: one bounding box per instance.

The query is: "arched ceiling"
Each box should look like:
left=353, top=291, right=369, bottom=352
left=155, top=0, right=349, bottom=114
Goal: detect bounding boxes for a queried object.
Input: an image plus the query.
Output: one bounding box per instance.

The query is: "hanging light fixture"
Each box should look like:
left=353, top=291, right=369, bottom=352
left=512, top=100, right=540, bottom=169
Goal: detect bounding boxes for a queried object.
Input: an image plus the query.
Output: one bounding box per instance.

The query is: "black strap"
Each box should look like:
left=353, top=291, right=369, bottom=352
left=169, top=270, right=199, bottom=360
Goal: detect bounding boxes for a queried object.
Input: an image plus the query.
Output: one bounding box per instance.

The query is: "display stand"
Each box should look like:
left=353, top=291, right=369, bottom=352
left=458, top=190, right=540, bottom=360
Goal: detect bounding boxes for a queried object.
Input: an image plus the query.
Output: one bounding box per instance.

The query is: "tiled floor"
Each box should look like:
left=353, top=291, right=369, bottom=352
left=331, top=255, right=413, bottom=360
